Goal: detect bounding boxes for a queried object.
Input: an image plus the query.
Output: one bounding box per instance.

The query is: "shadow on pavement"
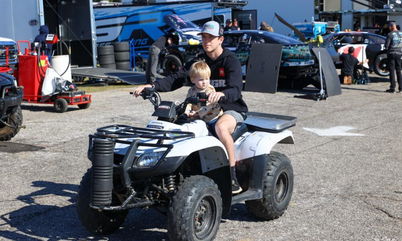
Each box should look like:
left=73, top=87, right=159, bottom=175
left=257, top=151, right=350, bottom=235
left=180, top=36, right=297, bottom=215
left=21, top=104, right=81, bottom=113
left=0, top=181, right=167, bottom=240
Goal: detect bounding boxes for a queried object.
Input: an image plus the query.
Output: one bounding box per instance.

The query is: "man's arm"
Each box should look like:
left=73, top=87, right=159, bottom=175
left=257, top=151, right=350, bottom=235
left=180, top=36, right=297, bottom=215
left=153, top=69, right=188, bottom=92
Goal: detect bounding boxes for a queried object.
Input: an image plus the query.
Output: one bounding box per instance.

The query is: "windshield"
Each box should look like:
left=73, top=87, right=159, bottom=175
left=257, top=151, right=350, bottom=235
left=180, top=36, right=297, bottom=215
left=164, top=14, right=199, bottom=31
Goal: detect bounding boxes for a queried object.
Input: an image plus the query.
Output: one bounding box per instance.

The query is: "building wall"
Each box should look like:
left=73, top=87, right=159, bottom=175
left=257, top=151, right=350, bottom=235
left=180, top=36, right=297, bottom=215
left=243, top=0, right=314, bottom=35
left=324, top=0, right=340, bottom=11
left=323, top=0, right=371, bottom=11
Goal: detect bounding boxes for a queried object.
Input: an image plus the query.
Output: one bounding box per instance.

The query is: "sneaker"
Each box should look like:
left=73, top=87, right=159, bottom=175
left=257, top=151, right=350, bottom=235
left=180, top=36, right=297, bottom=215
left=385, top=89, right=396, bottom=93
left=232, top=179, right=243, bottom=194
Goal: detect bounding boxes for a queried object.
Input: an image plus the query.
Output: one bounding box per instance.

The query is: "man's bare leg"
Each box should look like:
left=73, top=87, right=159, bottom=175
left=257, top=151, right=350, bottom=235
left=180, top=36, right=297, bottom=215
left=215, top=114, right=242, bottom=194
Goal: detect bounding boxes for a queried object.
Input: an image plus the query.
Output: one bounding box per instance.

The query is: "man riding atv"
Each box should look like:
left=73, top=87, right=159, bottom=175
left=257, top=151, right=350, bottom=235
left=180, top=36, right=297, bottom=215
left=134, top=21, right=248, bottom=194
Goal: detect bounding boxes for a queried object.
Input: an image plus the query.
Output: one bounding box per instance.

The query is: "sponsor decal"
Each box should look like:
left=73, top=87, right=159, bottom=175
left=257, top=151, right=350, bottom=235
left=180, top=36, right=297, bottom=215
left=211, top=79, right=226, bottom=88
left=219, top=67, right=225, bottom=77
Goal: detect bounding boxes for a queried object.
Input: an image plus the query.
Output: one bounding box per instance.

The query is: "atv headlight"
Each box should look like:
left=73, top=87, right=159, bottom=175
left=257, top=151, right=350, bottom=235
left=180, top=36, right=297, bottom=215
left=135, top=151, right=165, bottom=168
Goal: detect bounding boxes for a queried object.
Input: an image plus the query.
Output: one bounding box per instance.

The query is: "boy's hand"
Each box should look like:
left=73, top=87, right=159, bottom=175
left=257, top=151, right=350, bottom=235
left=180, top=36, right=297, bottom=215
left=133, top=84, right=153, bottom=97
left=208, top=92, right=225, bottom=104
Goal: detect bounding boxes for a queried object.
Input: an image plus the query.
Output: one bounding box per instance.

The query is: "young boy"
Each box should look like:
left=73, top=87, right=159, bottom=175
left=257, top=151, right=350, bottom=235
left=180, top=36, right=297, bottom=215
left=184, top=61, right=223, bottom=123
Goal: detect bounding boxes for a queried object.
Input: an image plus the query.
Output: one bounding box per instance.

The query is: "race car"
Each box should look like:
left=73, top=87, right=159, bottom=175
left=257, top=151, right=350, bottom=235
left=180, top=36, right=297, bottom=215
left=322, top=32, right=388, bottom=76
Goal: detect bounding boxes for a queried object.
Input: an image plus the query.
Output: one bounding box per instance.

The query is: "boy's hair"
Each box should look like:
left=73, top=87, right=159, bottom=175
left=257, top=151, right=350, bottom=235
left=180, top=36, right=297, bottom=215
left=189, top=61, right=211, bottom=80
left=348, top=46, right=355, bottom=54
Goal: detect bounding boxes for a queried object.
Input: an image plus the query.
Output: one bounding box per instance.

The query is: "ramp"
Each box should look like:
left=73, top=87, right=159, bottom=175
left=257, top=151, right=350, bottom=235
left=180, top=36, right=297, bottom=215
left=72, top=67, right=147, bottom=85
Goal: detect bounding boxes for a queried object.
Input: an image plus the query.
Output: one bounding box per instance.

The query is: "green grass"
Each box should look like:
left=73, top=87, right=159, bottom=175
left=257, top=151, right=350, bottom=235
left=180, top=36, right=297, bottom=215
left=77, top=83, right=141, bottom=93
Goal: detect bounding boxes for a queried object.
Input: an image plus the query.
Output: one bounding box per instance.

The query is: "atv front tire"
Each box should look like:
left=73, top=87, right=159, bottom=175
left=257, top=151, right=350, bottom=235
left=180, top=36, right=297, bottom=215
left=168, top=175, right=222, bottom=241
left=0, top=106, right=23, bottom=141
left=246, top=152, right=293, bottom=220
left=76, top=169, right=128, bottom=235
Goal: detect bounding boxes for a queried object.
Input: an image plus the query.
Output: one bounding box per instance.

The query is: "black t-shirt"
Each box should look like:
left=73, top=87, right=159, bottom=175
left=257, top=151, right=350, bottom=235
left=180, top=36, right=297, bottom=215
left=340, top=53, right=358, bottom=76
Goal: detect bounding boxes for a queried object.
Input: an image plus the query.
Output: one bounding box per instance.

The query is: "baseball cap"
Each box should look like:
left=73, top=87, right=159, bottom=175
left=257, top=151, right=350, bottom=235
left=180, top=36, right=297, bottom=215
left=199, top=21, right=223, bottom=37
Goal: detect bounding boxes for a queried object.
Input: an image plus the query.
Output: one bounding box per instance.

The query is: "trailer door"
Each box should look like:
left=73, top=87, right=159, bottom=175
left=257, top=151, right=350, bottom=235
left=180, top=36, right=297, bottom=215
left=44, top=0, right=96, bottom=67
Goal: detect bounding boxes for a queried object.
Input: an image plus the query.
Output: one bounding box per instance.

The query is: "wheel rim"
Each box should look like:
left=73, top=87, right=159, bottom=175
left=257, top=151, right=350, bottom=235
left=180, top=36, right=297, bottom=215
left=378, top=59, right=389, bottom=74
left=165, top=59, right=180, bottom=73
left=193, top=196, right=216, bottom=239
left=275, top=172, right=289, bottom=203
left=56, top=101, right=63, bottom=110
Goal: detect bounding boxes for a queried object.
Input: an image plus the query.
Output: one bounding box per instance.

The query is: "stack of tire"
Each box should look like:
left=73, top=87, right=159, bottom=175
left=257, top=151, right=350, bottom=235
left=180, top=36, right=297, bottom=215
left=113, top=42, right=131, bottom=71
left=98, top=45, right=116, bottom=69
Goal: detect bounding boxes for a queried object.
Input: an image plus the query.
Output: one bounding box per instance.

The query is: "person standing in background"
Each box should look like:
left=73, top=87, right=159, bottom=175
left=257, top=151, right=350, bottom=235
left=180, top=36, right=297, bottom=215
left=232, top=18, right=240, bottom=30
left=385, top=21, right=402, bottom=93
left=224, top=19, right=232, bottom=31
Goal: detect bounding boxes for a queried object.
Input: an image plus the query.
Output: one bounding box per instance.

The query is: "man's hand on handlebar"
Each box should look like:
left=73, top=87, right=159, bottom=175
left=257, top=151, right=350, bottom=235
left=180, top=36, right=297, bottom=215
left=208, top=92, right=225, bottom=104
left=133, top=84, right=153, bottom=97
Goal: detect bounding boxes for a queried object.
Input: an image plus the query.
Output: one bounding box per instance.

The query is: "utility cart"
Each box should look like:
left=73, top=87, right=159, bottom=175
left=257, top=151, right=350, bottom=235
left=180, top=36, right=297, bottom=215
left=14, top=41, right=92, bottom=113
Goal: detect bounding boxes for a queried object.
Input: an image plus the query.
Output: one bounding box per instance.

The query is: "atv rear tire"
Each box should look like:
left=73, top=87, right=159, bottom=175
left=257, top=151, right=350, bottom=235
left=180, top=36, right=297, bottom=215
left=246, top=152, right=293, bottom=220
left=0, top=106, right=23, bottom=141
left=77, top=169, right=128, bottom=235
left=168, top=175, right=222, bottom=241
left=374, top=53, right=389, bottom=77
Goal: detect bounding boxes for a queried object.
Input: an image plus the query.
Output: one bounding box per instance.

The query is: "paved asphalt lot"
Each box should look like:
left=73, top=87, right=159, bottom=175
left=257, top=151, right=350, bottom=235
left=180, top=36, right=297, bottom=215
left=0, top=78, right=401, bottom=241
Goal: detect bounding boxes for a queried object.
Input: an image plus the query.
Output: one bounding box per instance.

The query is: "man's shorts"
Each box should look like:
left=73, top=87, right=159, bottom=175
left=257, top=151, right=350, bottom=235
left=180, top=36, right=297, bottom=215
left=222, top=110, right=245, bottom=123
left=207, top=110, right=246, bottom=136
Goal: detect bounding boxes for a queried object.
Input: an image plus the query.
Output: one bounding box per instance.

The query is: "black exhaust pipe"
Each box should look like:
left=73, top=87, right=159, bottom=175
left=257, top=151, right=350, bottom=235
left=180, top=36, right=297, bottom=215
left=91, top=137, right=114, bottom=207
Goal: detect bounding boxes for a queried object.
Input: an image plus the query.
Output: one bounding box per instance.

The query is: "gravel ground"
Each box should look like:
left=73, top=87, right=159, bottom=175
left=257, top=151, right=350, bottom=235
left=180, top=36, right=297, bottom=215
left=0, top=78, right=401, bottom=241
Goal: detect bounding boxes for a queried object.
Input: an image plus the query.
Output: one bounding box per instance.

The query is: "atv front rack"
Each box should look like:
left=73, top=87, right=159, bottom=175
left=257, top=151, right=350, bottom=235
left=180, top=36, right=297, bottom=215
left=88, top=124, right=195, bottom=210
left=94, top=124, right=195, bottom=143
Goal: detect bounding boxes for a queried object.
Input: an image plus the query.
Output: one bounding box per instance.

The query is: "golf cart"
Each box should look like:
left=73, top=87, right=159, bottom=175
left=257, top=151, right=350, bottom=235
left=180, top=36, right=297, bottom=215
left=77, top=88, right=296, bottom=240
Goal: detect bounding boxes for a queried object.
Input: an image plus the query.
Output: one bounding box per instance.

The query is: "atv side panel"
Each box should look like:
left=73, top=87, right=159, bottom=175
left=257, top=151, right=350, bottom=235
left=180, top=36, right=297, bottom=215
left=235, top=130, right=294, bottom=161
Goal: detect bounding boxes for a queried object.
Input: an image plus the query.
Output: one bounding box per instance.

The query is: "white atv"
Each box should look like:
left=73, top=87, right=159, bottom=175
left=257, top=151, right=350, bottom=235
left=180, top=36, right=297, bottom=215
left=77, top=88, right=296, bottom=241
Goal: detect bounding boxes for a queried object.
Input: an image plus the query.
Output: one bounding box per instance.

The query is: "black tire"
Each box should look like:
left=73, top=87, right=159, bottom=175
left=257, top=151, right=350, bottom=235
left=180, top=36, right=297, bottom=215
left=162, top=54, right=182, bottom=75
left=374, top=53, right=389, bottom=77
left=115, top=52, right=130, bottom=62
left=77, top=169, right=128, bottom=235
left=0, top=106, right=23, bottom=141
left=78, top=103, right=91, bottom=109
left=113, top=42, right=129, bottom=52
left=99, top=55, right=115, bottom=65
left=116, top=61, right=131, bottom=71
left=246, top=152, right=293, bottom=220
left=54, top=98, right=68, bottom=113
left=98, top=45, right=114, bottom=56
left=100, top=63, right=116, bottom=69
left=168, top=175, right=222, bottom=241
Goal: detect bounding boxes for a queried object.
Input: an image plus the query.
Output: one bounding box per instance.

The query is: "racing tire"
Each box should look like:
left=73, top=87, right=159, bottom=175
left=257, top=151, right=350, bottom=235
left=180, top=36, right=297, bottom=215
left=98, top=45, right=114, bottom=56
left=115, top=52, right=130, bottom=62
left=168, top=175, right=222, bottom=241
left=162, top=54, right=182, bottom=75
left=246, top=152, right=293, bottom=220
left=116, top=61, right=131, bottom=71
left=100, top=63, right=117, bottom=69
left=113, top=42, right=129, bottom=52
left=0, top=106, right=23, bottom=141
left=99, top=55, right=116, bottom=65
left=54, top=98, right=68, bottom=113
left=374, top=53, right=389, bottom=77
left=78, top=103, right=91, bottom=109
left=77, top=169, right=128, bottom=235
